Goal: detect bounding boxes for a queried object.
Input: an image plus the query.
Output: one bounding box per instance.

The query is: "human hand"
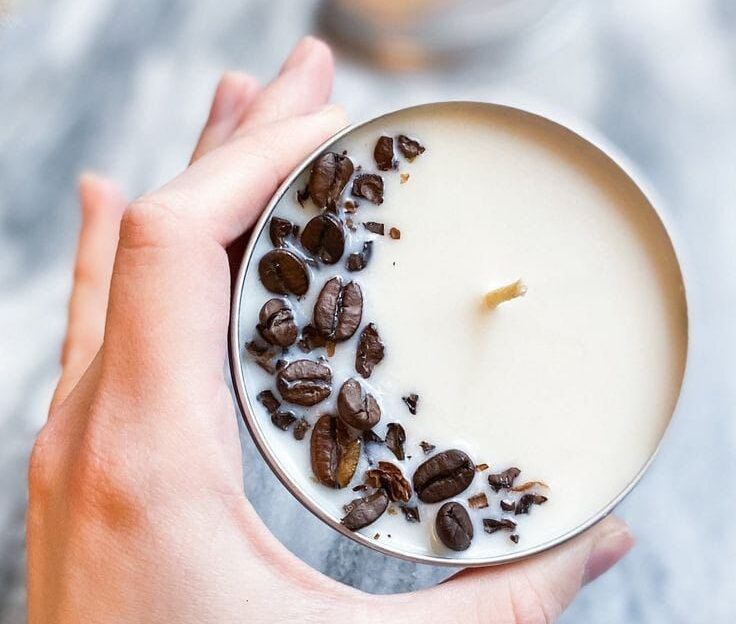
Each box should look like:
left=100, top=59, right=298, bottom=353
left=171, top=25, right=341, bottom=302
left=28, top=37, right=634, bottom=623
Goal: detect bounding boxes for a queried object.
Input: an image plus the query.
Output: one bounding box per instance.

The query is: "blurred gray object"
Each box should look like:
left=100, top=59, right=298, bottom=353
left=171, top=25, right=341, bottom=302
left=1, top=0, right=734, bottom=622
left=319, top=0, right=578, bottom=70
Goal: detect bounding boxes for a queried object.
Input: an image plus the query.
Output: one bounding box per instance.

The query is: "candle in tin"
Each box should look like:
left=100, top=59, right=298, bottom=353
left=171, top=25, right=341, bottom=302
left=231, top=102, right=688, bottom=564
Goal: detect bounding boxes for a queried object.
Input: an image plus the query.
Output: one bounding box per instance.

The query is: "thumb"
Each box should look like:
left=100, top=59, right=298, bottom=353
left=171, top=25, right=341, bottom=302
left=389, top=516, right=633, bottom=623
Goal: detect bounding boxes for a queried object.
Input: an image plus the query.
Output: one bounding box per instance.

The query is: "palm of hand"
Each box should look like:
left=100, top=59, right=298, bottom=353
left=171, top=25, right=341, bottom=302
left=27, top=38, right=632, bottom=624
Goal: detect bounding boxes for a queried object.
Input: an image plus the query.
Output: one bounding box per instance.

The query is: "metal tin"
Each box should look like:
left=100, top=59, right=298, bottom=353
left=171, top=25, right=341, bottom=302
left=229, top=101, right=691, bottom=567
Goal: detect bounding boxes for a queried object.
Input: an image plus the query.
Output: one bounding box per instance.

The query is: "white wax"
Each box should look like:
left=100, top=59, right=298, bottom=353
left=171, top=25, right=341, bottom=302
left=238, top=103, right=687, bottom=561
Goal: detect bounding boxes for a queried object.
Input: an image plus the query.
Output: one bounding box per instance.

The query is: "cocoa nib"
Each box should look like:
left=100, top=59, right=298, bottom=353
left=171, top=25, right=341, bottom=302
left=308, top=152, right=354, bottom=209
left=468, top=492, right=489, bottom=509
left=352, top=174, right=384, bottom=205
left=269, top=216, right=293, bottom=247
left=355, top=323, right=385, bottom=378
left=292, top=418, right=311, bottom=441
left=483, top=518, right=517, bottom=534
left=297, top=324, right=327, bottom=353
left=515, top=494, right=548, bottom=515
left=385, top=423, right=406, bottom=461
left=500, top=499, right=516, bottom=513
left=271, top=411, right=297, bottom=431
left=402, top=393, right=419, bottom=415
left=256, top=389, right=281, bottom=414
left=373, top=136, right=396, bottom=171
left=363, top=221, right=385, bottom=236
left=419, top=441, right=436, bottom=455
left=364, top=461, right=411, bottom=502
left=488, top=467, right=521, bottom=492
left=400, top=505, right=421, bottom=523
left=346, top=242, right=372, bottom=272
left=397, top=134, right=425, bottom=161
left=245, top=340, right=278, bottom=374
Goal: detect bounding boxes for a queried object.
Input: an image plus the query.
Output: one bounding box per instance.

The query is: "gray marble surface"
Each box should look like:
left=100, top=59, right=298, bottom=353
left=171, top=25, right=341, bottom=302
left=1, top=0, right=735, bottom=622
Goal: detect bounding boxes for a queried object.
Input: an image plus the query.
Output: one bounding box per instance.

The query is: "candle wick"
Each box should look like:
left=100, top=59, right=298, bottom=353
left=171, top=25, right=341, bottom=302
left=483, top=279, right=527, bottom=309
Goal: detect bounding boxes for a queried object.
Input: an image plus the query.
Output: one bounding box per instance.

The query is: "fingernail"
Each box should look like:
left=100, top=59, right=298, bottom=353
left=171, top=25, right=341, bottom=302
left=281, top=36, right=322, bottom=72
left=583, top=521, right=635, bottom=585
left=209, top=72, right=251, bottom=123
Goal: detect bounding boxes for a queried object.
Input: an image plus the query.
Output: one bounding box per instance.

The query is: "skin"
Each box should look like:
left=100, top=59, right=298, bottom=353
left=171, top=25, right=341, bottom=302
left=27, top=37, right=634, bottom=623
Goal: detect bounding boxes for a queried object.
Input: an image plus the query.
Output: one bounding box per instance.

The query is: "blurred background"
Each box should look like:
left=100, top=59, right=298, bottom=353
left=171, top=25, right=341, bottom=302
left=1, top=0, right=734, bottom=621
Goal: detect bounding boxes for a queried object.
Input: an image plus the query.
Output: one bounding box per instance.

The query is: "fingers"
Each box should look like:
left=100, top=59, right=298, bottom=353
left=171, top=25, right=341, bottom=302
left=102, top=106, right=348, bottom=398
left=235, top=36, right=334, bottom=132
left=189, top=37, right=334, bottom=165
left=52, top=174, right=126, bottom=409
left=393, top=516, right=634, bottom=623
left=189, top=72, right=260, bottom=164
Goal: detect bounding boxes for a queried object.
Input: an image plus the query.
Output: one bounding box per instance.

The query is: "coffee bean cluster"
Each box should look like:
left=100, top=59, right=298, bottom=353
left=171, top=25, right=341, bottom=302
left=246, top=133, right=548, bottom=553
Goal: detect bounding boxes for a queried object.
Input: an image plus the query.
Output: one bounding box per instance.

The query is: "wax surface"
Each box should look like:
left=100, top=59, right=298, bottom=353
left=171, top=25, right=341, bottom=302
left=237, top=103, right=687, bottom=561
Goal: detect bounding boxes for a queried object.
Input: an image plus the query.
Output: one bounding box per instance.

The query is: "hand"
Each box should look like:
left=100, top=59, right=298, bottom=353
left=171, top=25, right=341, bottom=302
left=28, top=37, right=634, bottom=623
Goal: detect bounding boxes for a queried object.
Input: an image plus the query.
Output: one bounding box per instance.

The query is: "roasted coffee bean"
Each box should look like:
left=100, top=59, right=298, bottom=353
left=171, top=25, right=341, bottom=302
left=337, top=378, right=380, bottom=430
left=373, top=136, right=396, bottom=171
left=351, top=174, right=384, bottom=205
left=389, top=227, right=401, bottom=240
left=500, top=499, right=516, bottom=512
left=515, top=493, right=548, bottom=515
left=276, top=359, right=332, bottom=406
left=435, top=502, right=473, bottom=551
left=310, top=414, right=362, bottom=488
left=364, top=461, right=411, bottom=502
left=385, top=423, right=406, bottom=461
left=468, top=492, right=489, bottom=509
left=413, top=449, right=475, bottom=503
left=346, top=242, right=372, bottom=272
left=271, top=411, right=297, bottom=431
left=483, top=518, right=517, bottom=534
left=488, top=467, right=521, bottom=492
left=401, top=505, right=421, bottom=523
left=402, top=393, right=419, bottom=415
left=420, top=441, right=436, bottom=455
left=308, top=152, right=354, bottom=209
left=256, top=389, right=281, bottom=414
left=258, top=249, right=309, bottom=296
left=257, top=298, right=298, bottom=347
left=363, top=221, right=384, bottom=235
left=297, top=324, right=327, bottom=353
left=300, top=213, right=345, bottom=264
left=397, top=134, right=425, bottom=161
left=269, top=216, right=293, bottom=247
left=314, top=277, right=363, bottom=342
left=245, top=340, right=278, bottom=374
left=355, top=323, right=384, bottom=378
left=341, top=489, right=389, bottom=530
left=293, top=418, right=311, bottom=441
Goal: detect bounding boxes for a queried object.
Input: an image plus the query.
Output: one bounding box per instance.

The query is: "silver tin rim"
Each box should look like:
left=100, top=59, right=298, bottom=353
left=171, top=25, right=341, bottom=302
left=229, top=101, right=691, bottom=567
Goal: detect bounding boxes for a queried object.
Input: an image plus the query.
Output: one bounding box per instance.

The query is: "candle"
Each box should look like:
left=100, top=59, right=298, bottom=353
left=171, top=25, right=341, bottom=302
left=233, top=102, right=688, bottom=563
